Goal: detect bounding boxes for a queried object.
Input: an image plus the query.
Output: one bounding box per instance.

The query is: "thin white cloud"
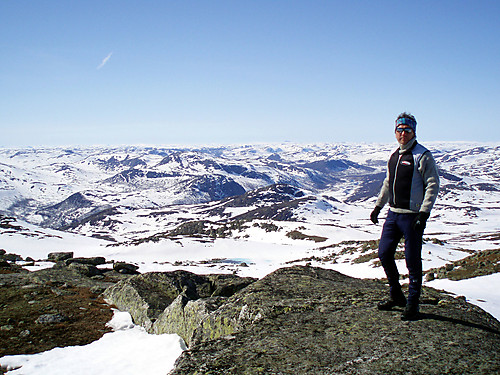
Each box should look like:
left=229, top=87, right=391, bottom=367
left=97, top=52, right=113, bottom=69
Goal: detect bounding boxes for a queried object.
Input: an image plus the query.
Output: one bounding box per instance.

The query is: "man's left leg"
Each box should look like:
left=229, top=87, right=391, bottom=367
left=400, top=213, right=423, bottom=320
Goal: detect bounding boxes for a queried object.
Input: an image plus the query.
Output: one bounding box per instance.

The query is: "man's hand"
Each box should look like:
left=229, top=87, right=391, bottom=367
left=412, top=212, right=430, bottom=232
left=370, top=206, right=382, bottom=224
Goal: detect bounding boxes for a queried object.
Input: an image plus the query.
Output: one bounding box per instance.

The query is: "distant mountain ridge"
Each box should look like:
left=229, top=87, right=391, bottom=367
left=1, top=142, right=499, bottom=243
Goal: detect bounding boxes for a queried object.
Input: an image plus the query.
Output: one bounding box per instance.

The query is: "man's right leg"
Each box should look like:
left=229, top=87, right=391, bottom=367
left=377, top=211, right=406, bottom=310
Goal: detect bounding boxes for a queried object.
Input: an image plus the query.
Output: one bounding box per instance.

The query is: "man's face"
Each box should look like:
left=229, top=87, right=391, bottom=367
left=395, top=125, right=414, bottom=145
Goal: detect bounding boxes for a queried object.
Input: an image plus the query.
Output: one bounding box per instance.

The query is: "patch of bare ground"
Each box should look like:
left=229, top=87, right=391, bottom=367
left=0, top=280, right=113, bottom=359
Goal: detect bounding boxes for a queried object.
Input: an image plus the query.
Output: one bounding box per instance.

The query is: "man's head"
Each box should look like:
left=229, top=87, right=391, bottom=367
left=395, top=112, right=416, bottom=145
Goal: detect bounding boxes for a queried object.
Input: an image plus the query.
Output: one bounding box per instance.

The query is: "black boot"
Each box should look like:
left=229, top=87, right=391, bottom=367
left=401, top=304, right=419, bottom=321
left=377, top=295, right=407, bottom=311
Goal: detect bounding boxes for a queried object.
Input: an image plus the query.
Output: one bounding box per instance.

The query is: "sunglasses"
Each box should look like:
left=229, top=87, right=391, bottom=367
left=395, top=127, right=413, bottom=134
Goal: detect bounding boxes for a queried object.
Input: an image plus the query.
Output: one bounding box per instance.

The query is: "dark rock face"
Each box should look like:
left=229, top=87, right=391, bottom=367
left=168, top=266, right=500, bottom=375
left=207, top=184, right=312, bottom=222
left=104, top=168, right=146, bottom=184
left=232, top=196, right=314, bottom=222
left=98, top=155, right=147, bottom=170
left=222, top=184, right=305, bottom=208
left=300, top=159, right=372, bottom=174
left=35, top=192, right=101, bottom=229
left=187, top=175, right=246, bottom=201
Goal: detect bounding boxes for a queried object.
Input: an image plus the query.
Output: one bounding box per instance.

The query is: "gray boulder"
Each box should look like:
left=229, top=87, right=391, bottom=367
left=67, top=262, right=102, bottom=277
left=113, top=262, right=140, bottom=274
left=168, top=266, right=500, bottom=375
left=65, top=257, right=106, bottom=266
left=47, top=252, right=74, bottom=262
left=2, top=253, right=23, bottom=262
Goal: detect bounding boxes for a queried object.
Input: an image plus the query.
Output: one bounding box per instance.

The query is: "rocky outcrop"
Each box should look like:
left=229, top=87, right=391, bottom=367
left=99, top=265, right=500, bottom=374
left=164, top=266, right=500, bottom=375
left=102, top=271, right=256, bottom=334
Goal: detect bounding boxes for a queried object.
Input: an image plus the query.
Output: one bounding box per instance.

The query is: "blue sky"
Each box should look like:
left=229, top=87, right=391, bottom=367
left=1, top=1, right=499, bottom=147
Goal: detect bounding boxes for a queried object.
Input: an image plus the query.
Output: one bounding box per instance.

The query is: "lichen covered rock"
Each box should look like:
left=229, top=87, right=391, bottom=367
left=152, top=295, right=227, bottom=346
left=169, top=266, right=500, bottom=375
left=103, top=270, right=256, bottom=332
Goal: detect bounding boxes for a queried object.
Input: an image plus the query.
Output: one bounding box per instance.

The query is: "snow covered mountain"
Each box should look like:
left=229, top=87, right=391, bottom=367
left=1, top=142, right=499, bottom=244
left=0, top=144, right=372, bottom=231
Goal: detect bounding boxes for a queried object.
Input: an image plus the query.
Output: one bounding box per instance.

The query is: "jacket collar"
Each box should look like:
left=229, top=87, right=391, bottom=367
left=399, top=137, right=417, bottom=154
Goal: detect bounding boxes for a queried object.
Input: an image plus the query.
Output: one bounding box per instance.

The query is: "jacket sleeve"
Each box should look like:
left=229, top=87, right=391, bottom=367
left=375, top=166, right=391, bottom=208
left=418, top=152, right=440, bottom=213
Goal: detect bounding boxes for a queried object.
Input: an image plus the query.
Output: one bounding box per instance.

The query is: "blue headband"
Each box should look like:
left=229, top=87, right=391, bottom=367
left=395, top=117, right=417, bottom=131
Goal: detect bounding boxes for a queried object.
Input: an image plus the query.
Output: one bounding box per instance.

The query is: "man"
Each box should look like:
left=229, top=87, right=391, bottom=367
left=370, top=112, right=440, bottom=321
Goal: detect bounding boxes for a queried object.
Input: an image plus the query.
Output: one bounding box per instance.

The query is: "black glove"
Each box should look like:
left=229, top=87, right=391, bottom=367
left=412, top=212, right=430, bottom=232
left=370, top=206, right=382, bottom=224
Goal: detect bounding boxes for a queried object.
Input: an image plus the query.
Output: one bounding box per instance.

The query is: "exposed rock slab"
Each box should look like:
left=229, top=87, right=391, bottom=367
left=169, top=266, right=500, bottom=375
left=103, top=270, right=256, bottom=332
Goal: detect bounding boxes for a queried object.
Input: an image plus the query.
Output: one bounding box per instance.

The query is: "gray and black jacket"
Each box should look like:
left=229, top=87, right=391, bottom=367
left=375, top=138, right=440, bottom=214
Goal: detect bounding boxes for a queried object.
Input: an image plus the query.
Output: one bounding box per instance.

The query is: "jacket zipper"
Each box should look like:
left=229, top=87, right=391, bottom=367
left=392, top=154, right=402, bottom=206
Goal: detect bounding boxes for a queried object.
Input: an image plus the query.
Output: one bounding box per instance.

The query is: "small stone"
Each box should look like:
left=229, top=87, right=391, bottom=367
left=90, top=286, right=106, bottom=295
left=21, top=284, right=39, bottom=289
left=19, top=329, right=31, bottom=338
left=36, top=313, right=68, bottom=324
